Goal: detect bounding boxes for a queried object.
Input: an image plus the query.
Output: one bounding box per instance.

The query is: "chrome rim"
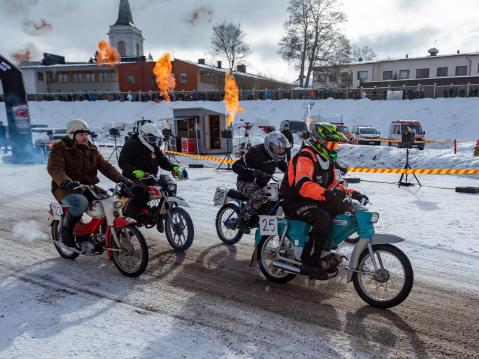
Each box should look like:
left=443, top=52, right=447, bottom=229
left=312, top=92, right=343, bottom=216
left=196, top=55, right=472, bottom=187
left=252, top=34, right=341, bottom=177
left=357, top=250, right=406, bottom=302
left=218, top=207, right=240, bottom=241
left=261, top=235, right=294, bottom=279
left=167, top=211, right=188, bottom=247
left=112, top=228, right=143, bottom=273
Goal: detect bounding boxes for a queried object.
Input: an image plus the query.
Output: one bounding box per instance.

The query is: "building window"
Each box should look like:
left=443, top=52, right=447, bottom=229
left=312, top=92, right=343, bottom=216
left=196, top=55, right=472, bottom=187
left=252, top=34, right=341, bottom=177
left=100, top=71, right=115, bottom=82
left=383, top=71, right=393, bottom=80
left=57, top=72, right=69, bottom=83
left=416, top=68, right=429, bottom=79
left=85, top=72, right=95, bottom=82
left=357, top=71, right=368, bottom=82
left=136, top=43, right=141, bottom=57
left=437, top=67, right=448, bottom=77
left=127, top=73, right=135, bottom=84
left=318, top=74, right=327, bottom=83
left=118, top=41, right=126, bottom=57
left=399, top=70, right=409, bottom=79
left=37, top=72, right=44, bottom=81
left=455, top=66, right=467, bottom=76
left=179, top=72, right=188, bottom=83
left=46, top=72, right=54, bottom=82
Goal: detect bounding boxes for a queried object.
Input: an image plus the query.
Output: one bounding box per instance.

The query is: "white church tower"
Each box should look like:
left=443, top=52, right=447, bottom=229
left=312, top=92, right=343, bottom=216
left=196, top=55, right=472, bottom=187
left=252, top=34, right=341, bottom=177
left=108, top=0, right=144, bottom=59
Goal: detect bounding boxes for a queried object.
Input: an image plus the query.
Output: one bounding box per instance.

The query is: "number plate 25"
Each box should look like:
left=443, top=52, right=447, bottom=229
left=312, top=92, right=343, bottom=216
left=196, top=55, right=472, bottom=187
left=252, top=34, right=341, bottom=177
left=259, top=215, right=278, bottom=236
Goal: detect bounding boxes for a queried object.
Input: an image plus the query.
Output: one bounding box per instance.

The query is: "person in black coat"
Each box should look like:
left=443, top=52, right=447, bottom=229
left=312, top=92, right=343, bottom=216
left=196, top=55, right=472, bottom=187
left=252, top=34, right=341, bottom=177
left=281, top=122, right=294, bottom=162
left=232, top=131, right=290, bottom=233
left=119, top=123, right=184, bottom=219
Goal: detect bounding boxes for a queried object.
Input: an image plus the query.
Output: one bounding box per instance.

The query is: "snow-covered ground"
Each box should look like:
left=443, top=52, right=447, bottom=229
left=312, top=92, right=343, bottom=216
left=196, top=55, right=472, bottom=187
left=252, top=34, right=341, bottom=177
left=1, top=98, right=479, bottom=358
left=0, top=147, right=478, bottom=358
left=3, top=97, right=479, bottom=141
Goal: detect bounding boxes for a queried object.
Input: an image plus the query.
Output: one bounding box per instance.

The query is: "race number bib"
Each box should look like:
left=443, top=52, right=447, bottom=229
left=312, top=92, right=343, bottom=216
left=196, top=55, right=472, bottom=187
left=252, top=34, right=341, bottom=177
left=259, top=215, right=278, bottom=236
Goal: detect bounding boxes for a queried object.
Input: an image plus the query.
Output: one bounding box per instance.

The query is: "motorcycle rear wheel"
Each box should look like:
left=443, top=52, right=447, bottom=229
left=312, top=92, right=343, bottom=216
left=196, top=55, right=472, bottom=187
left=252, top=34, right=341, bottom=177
left=51, top=220, right=79, bottom=260
left=257, top=235, right=296, bottom=284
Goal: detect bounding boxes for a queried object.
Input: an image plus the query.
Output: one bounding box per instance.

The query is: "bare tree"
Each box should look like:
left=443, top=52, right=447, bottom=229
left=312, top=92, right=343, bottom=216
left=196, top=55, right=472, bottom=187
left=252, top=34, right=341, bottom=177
left=350, top=45, right=377, bottom=62
left=211, top=21, right=250, bottom=72
left=279, top=0, right=348, bottom=87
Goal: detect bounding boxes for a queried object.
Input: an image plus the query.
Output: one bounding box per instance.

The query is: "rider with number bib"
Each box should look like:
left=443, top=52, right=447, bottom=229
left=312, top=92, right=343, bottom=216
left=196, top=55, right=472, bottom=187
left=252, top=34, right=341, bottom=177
left=279, top=123, right=369, bottom=279
left=118, top=123, right=185, bottom=220
left=232, top=131, right=290, bottom=234
left=47, top=119, right=133, bottom=249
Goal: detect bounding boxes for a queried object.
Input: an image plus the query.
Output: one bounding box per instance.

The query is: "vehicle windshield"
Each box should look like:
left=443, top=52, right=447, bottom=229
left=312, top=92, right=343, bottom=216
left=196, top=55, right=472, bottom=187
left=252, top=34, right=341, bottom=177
left=289, top=122, right=307, bottom=132
left=359, top=128, right=379, bottom=134
left=401, top=124, right=423, bottom=133
left=337, top=127, right=350, bottom=134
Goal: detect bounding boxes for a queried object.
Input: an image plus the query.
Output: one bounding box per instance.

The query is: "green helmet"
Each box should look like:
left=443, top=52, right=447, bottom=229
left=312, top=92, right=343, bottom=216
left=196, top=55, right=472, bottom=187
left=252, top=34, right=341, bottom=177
left=305, top=122, right=348, bottom=162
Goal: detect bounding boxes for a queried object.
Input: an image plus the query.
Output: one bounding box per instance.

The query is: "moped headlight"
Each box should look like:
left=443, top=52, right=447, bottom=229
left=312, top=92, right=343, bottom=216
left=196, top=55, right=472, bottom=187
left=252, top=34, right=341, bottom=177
left=371, top=212, right=379, bottom=223
left=113, top=200, right=123, bottom=209
left=167, top=184, right=177, bottom=192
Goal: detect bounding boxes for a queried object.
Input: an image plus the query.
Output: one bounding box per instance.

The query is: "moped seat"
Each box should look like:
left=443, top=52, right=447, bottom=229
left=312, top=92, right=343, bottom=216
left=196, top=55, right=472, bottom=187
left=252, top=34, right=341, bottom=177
left=227, top=189, right=248, bottom=202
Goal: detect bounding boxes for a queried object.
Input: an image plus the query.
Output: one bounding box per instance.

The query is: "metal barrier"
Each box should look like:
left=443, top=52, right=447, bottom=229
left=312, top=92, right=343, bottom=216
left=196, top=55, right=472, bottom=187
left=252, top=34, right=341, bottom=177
left=2, top=83, right=479, bottom=103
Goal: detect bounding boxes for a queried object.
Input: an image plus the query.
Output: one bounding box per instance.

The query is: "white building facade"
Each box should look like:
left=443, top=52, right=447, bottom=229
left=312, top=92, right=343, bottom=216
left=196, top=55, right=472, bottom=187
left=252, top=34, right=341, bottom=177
left=314, top=51, right=479, bottom=89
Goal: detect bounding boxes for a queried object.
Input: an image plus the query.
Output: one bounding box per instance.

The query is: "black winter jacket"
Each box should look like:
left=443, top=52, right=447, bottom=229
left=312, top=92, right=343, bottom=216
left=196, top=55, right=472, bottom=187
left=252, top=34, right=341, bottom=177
left=119, top=134, right=175, bottom=179
left=232, top=144, right=287, bottom=187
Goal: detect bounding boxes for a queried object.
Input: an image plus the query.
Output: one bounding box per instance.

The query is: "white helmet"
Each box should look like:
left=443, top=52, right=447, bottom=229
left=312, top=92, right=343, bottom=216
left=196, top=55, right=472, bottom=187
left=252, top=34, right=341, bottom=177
left=139, top=123, right=163, bottom=146
left=67, top=119, right=90, bottom=140
left=264, top=131, right=290, bottom=161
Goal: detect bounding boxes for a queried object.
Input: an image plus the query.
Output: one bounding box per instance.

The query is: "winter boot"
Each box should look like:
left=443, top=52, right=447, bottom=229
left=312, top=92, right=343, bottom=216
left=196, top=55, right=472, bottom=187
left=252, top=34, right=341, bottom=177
left=60, top=212, right=81, bottom=248
left=237, top=217, right=251, bottom=234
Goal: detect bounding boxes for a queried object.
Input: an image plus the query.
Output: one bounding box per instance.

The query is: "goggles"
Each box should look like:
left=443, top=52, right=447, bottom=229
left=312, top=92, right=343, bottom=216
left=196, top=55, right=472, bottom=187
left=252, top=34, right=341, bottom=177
left=324, top=141, right=339, bottom=151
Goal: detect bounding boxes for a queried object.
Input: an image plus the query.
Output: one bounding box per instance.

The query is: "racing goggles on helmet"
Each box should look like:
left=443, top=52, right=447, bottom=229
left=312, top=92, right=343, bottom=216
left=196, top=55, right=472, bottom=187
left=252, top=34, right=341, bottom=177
left=324, top=141, right=339, bottom=151
left=144, top=134, right=161, bottom=145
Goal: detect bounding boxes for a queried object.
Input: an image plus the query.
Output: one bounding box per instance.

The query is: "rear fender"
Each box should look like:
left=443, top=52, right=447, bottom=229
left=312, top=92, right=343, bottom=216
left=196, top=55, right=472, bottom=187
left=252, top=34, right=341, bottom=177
left=167, top=196, right=190, bottom=208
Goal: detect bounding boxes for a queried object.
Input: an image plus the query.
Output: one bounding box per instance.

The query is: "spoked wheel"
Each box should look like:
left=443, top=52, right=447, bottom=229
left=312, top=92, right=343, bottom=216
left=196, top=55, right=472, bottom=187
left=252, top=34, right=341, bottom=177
left=215, top=203, right=243, bottom=245
left=257, top=235, right=296, bottom=283
left=110, top=225, right=149, bottom=277
left=165, top=207, right=194, bottom=251
left=352, top=244, right=413, bottom=308
left=51, top=220, right=79, bottom=260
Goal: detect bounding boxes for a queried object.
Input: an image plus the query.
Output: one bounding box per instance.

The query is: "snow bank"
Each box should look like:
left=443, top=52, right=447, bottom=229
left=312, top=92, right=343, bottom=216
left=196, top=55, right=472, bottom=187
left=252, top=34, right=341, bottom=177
left=3, top=97, right=479, bottom=141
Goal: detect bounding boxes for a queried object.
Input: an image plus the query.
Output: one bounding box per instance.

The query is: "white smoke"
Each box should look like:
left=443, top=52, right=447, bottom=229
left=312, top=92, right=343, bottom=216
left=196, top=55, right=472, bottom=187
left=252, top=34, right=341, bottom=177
left=12, top=220, right=48, bottom=241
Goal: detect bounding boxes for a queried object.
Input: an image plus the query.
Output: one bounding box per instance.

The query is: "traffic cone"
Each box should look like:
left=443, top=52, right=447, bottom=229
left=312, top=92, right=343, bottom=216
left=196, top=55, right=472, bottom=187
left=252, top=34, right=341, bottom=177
left=474, top=139, right=479, bottom=157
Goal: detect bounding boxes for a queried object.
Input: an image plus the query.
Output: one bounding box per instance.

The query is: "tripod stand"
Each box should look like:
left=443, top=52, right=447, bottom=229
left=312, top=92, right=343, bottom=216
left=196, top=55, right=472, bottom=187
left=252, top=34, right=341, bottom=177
left=163, top=136, right=180, bottom=164
left=217, top=131, right=233, bottom=170
left=398, top=147, right=421, bottom=187
left=107, top=135, right=122, bottom=162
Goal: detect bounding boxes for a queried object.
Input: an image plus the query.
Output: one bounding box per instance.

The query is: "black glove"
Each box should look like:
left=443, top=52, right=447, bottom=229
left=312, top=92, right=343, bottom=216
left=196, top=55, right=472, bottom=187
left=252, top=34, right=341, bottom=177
left=324, top=188, right=345, bottom=202
left=60, top=179, right=81, bottom=190
left=352, top=191, right=369, bottom=205
left=254, top=169, right=272, bottom=181
left=117, top=176, right=134, bottom=187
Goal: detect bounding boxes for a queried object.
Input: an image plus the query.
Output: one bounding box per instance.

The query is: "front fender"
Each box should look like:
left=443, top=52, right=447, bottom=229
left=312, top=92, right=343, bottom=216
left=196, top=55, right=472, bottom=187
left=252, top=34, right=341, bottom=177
left=167, top=196, right=191, bottom=208
left=346, top=234, right=406, bottom=282
left=113, top=216, right=137, bottom=229
left=371, top=233, right=405, bottom=244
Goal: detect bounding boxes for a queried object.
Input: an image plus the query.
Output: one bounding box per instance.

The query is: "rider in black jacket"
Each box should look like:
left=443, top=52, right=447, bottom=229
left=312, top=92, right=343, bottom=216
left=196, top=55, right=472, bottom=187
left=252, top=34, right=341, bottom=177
left=232, top=131, right=290, bottom=233
left=119, top=123, right=184, bottom=219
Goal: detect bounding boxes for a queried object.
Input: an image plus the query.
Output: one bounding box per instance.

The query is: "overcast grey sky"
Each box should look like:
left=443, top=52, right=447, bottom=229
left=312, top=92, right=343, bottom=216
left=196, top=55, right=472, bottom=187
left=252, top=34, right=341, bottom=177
left=1, top=0, right=479, bottom=82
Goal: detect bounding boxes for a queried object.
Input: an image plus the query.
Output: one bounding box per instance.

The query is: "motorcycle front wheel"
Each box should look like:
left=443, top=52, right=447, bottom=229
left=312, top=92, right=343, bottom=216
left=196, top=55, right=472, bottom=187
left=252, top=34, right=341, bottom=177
left=110, top=225, right=149, bottom=277
left=51, top=220, right=79, bottom=260
left=164, top=207, right=194, bottom=251
left=352, top=244, right=413, bottom=308
left=215, top=203, right=243, bottom=245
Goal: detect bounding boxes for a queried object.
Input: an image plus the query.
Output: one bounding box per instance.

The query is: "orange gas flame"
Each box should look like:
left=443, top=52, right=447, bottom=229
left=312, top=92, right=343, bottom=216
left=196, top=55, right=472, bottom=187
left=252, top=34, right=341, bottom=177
left=96, top=40, right=120, bottom=66
left=224, top=73, right=244, bottom=128
left=153, top=53, right=176, bottom=103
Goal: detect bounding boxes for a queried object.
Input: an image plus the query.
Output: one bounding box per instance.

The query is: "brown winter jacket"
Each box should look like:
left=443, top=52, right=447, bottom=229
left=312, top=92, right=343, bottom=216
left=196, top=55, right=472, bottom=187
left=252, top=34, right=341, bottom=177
left=47, top=137, right=122, bottom=202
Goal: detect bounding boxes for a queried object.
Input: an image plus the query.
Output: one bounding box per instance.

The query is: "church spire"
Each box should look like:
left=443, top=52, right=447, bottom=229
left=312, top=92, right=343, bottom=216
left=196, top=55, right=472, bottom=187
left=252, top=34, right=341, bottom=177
left=114, top=0, right=134, bottom=26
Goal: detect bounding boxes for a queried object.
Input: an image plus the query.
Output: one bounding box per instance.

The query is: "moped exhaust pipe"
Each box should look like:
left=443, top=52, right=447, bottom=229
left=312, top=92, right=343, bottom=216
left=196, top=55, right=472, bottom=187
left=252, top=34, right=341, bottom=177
left=272, top=259, right=301, bottom=273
